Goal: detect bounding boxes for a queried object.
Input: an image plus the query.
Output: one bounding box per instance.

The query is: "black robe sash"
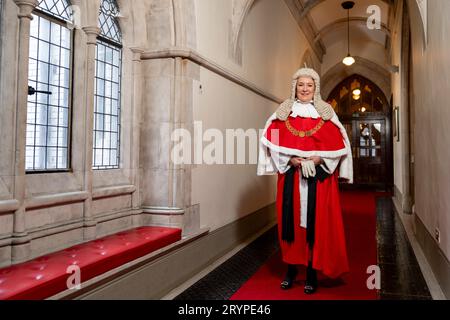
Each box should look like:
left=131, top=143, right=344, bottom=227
left=282, top=165, right=330, bottom=248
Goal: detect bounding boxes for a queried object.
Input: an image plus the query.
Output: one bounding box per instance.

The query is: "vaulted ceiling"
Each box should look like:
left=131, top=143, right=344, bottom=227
left=284, top=0, right=395, bottom=64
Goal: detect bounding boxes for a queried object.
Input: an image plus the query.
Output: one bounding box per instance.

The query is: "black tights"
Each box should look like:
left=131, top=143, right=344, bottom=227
left=306, top=262, right=317, bottom=285
left=285, top=263, right=316, bottom=282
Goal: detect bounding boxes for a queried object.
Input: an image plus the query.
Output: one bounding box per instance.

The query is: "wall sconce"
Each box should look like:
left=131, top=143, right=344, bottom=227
left=387, top=64, right=400, bottom=73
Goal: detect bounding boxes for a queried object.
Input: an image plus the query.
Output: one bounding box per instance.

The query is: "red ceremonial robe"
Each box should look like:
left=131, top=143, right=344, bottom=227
left=265, top=116, right=349, bottom=279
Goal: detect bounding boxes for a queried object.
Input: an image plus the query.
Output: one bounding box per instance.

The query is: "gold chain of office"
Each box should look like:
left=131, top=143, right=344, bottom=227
left=285, top=118, right=325, bottom=138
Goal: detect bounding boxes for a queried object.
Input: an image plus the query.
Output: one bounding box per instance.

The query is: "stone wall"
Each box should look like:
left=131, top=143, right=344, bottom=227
left=407, top=0, right=450, bottom=285
left=0, top=0, right=314, bottom=267
left=0, top=0, right=153, bottom=267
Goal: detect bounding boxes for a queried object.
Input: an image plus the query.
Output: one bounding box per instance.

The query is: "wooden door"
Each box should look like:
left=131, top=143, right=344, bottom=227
left=343, top=118, right=388, bottom=189
left=328, top=75, right=393, bottom=191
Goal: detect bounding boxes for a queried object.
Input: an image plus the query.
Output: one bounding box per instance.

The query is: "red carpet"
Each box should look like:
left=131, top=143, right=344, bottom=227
left=230, top=191, right=379, bottom=300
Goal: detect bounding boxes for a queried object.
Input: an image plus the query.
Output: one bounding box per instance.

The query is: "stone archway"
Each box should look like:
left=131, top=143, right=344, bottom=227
left=321, top=57, right=391, bottom=103
left=327, top=74, right=392, bottom=190
left=300, top=49, right=320, bottom=73
left=229, top=0, right=257, bottom=64
left=71, top=0, right=98, bottom=28
left=116, top=0, right=148, bottom=48
left=407, top=0, right=427, bottom=48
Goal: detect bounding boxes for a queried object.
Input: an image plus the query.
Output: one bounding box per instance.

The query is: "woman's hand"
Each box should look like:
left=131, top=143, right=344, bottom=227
left=307, top=156, right=323, bottom=166
left=289, top=157, right=305, bottom=168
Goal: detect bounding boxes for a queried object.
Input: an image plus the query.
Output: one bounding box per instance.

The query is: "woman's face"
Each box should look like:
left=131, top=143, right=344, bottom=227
left=296, top=76, right=315, bottom=103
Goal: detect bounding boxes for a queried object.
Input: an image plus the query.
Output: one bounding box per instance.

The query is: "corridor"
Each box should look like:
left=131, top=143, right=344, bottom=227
left=171, top=194, right=432, bottom=300
left=0, top=0, right=449, bottom=300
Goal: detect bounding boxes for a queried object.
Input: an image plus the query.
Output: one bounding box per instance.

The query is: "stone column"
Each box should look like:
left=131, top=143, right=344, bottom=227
left=140, top=0, right=199, bottom=235
left=81, top=26, right=101, bottom=240
left=11, top=0, right=38, bottom=263
left=130, top=47, right=144, bottom=212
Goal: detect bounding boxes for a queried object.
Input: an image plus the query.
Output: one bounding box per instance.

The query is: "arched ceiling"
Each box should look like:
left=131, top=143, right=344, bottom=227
left=284, top=0, right=395, bottom=66
left=310, top=0, right=390, bottom=48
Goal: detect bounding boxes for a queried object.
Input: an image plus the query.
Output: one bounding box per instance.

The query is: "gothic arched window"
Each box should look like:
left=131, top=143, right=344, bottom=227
left=327, top=75, right=388, bottom=117
left=26, top=0, right=73, bottom=171
left=35, top=0, right=72, bottom=22
left=93, top=0, right=122, bottom=170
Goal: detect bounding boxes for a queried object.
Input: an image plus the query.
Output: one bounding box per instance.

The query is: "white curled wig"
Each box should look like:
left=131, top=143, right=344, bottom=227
left=276, top=68, right=334, bottom=121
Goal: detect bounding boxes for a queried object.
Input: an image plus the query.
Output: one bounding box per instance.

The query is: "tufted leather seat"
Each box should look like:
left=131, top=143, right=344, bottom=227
left=0, top=226, right=182, bottom=300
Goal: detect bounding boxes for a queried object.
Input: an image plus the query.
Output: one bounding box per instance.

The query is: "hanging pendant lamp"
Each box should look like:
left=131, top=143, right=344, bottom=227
left=342, top=1, right=355, bottom=66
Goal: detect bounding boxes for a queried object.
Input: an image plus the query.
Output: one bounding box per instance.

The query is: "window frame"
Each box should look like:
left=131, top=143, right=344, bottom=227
left=93, top=37, right=123, bottom=171
left=26, top=8, right=74, bottom=174
left=93, top=0, right=123, bottom=171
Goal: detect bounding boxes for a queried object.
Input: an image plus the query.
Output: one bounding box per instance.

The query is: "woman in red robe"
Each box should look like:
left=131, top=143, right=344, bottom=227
left=257, top=68, right=353, bottom=294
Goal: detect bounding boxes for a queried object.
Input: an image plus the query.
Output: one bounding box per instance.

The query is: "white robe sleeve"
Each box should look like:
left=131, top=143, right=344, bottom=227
left=257, top=139, right=292, bottom=175
left=330, top=114, right=354, bottom=183
left=271, top=150, right=292, bottom=174
left=320, top=157, right=341, bottom=175
left=257, top=137, right=277, bottom=175
left=257, top=112, right=289, bottom=175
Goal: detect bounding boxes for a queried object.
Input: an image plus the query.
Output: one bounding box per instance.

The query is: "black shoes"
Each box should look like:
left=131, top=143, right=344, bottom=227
left=280, top=264, right=318, bottom=293
left=280, top=264, right=298, bottom=290
left=304, top=264, right=318, bottom=294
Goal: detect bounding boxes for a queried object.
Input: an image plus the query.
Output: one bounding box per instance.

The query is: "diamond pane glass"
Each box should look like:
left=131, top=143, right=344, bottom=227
left=99, top=0, right=122, bottom=44
left=37, top=0, right=73, bottom=22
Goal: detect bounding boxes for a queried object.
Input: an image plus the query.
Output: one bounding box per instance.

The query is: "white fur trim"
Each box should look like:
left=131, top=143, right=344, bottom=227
left=257, top=112, right=354, bottom=183
left=261, top=135, right=348, bottom=159
left=330, top=113, right=353, bottom=183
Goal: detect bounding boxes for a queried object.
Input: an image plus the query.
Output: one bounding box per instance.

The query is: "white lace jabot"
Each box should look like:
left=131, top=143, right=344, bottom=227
left=290, top=101, right=320, bottom=119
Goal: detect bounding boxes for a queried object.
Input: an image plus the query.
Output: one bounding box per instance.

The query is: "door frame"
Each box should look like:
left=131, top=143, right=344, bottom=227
left=340, top=112, right=393, bottom=191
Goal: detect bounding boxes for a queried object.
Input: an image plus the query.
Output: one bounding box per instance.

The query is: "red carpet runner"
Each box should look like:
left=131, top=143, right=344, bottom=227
left=231, top=191, right=379, bottom=300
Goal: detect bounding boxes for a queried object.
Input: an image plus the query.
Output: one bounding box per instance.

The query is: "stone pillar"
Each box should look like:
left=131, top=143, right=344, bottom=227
left=140, top=0, right=199, bottom=235
left=140, top=56, right=186, bottom=229
left=130, top=47, right=144, bottom=212
left=81, top=26, right=101, bottom=240
left=11, top=0, right=38, bottom=263
left=140, top=55, right=200, bottom=235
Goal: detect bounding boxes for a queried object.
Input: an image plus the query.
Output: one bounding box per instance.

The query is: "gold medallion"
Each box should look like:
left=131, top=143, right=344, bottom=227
left=285, top=118, right=325, bottom=138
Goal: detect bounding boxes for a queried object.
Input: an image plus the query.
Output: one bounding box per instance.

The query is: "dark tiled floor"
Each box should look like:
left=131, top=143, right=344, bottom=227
left=376, top=197, right=432, bottom=300
left=174, top=227, right=280, bottom=300
left=175, top=195, right=432, bottom=300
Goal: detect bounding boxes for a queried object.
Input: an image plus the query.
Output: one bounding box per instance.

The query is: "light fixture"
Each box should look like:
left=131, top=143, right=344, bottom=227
left=342, top=1, right=355, bottom=66
left=353, top=94, right=360, bottom=101
left=343, top=55, right=355, bottom=66
left=352, top=89, right=361, bottom=96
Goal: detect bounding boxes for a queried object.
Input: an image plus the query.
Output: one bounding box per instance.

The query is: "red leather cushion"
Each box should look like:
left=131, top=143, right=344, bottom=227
left=0, top=226, right=181, bottom=300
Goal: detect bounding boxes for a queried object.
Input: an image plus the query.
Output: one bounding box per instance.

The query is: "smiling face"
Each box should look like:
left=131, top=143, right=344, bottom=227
left=296, top=76, right=315, bottom=103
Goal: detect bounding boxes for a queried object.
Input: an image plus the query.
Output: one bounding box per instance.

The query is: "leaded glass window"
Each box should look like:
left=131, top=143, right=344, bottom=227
left=93, top=0, right=122, bottom=170
left=26, top=1, right=73, bottom=171
left=36, top=0, right=72, bottom=22
left=99, top=0, right=122, bottom=45
left=326, top=75, right=388, bottom=117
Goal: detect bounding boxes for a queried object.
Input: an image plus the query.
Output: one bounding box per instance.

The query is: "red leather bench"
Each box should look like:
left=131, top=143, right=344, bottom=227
left=0, top=226, right=182, bottom=300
